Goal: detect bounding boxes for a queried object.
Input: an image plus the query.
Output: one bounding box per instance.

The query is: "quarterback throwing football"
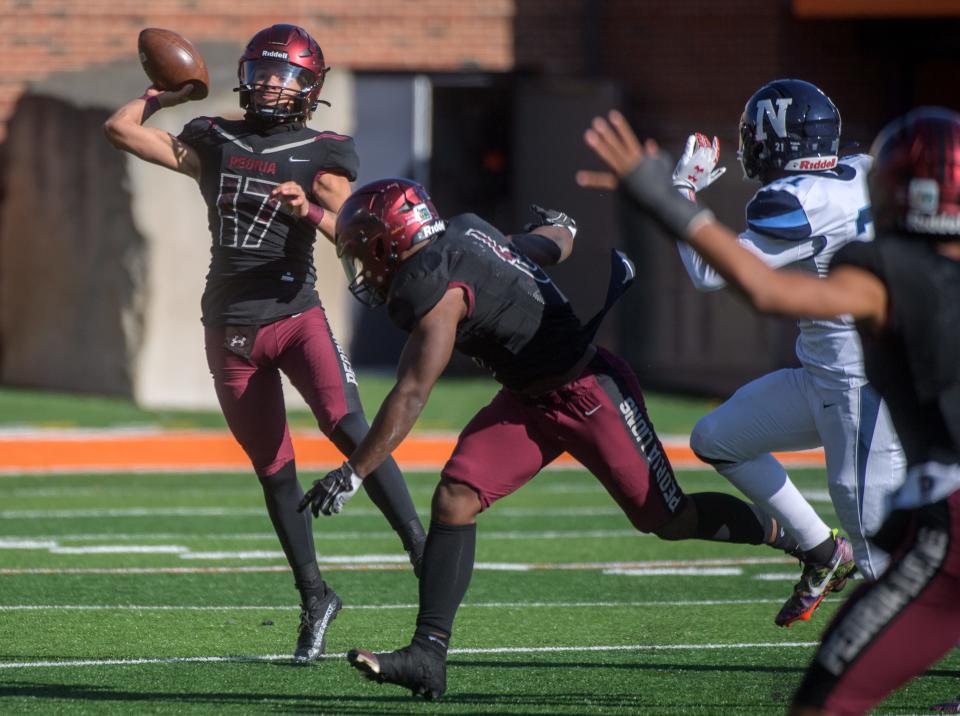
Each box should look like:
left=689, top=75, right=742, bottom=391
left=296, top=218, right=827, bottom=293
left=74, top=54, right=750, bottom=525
left=104, top=24, right=425, bottom=662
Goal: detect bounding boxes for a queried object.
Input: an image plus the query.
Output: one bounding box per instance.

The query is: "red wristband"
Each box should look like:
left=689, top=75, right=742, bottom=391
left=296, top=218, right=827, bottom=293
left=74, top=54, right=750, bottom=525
left=305, top=202, right=325, bottom=228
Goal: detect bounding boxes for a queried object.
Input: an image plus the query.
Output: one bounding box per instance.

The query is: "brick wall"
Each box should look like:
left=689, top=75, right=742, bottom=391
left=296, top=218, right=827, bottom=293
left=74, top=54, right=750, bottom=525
left=0, top=0, right=521, bottom=141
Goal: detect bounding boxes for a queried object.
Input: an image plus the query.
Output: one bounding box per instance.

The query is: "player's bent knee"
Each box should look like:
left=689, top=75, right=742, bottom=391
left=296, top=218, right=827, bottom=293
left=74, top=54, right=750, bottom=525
left=690, top=415, right=737, bottom=466
left=431, top=479, right=482, bottom=525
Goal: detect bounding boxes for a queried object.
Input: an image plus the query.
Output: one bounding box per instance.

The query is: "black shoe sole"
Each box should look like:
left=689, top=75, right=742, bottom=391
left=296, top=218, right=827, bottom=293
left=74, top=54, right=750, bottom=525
left=347, top=648, right=444, bottom=700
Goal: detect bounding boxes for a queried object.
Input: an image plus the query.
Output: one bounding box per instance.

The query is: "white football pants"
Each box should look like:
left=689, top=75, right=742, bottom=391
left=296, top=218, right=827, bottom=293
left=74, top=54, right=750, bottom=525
left=690, top=368, right=906, bottom=581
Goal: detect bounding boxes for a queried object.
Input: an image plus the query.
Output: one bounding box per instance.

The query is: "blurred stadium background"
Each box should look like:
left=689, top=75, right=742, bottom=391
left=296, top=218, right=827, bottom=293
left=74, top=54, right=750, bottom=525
left=2, top=0, right=958, bottom=410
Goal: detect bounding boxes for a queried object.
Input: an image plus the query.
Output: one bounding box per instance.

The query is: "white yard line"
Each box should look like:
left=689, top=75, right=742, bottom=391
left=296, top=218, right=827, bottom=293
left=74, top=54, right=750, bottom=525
left=0, top=555, right=796, bottom=575
left=605, top=567, right=743, bottom=576
left=0, top=641, right=819, bottom=670
left=0, top=598, right=785, bottom=611
left=0, top=529, right=647, bottom=542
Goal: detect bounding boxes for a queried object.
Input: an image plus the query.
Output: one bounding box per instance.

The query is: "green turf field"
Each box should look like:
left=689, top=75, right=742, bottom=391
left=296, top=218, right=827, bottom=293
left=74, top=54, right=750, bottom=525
left=1, top=466, right=957, bottom=714
left=0, top=379, right=716, bottom=435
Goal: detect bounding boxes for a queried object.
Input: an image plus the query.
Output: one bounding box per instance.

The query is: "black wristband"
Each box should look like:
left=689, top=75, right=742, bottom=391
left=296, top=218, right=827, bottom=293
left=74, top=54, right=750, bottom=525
left=622, top=155, right=713, bottom=238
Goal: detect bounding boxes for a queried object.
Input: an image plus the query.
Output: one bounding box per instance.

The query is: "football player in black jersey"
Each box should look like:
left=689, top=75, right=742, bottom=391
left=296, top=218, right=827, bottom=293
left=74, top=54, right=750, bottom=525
left=103, top=24, right=426, bottom=662
left=297, top=178, right=811, bottom=699
left=581, top=107, right=960, bottom=715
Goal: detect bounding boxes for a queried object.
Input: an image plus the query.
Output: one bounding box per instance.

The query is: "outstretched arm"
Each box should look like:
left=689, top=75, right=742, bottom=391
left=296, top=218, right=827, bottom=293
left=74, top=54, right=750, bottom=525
left=298, top=287, right=467, bottom=517
left=349, top=287, right=465, bottom=476
left=102, top=85, right=201, bottom=180
left=580, top=110, right=888, bottom=327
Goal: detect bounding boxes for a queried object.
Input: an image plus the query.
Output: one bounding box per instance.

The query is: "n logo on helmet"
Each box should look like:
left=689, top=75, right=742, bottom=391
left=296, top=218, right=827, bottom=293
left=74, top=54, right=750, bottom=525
left=755, top=98, right=793, bottom=140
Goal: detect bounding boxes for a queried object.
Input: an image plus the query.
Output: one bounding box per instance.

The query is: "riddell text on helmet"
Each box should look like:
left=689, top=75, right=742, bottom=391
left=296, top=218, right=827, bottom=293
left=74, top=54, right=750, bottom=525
left=907, top=211, right=960, bottom=234
left=784, top=156, right=839, bottom=171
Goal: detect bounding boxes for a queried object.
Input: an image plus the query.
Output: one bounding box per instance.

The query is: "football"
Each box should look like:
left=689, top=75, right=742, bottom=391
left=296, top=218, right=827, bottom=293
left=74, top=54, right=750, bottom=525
left=137, top=28, right=209, bottom=100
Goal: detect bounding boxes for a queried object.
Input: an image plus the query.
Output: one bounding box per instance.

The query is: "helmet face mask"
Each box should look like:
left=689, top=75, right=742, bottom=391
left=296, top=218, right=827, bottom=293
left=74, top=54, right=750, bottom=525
left=240, top=59, right=317, bottom=120
left=335, top=179, right=446, bottom=307
left=738, top=79, right=841, bottom=181
left=869, top=107, right=960, bottom=239
left=236, top=24, right=329, bottom=123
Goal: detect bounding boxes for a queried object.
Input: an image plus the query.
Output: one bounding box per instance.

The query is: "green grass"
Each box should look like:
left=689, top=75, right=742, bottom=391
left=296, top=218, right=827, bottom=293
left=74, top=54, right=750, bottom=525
left=0, top=380, right=717, bottom=434
left=0, top=467, right=956, bottom=714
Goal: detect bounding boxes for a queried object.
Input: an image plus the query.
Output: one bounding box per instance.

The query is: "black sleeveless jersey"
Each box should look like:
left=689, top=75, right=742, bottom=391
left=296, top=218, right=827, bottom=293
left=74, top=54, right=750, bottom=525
left=386, top=214, right=591, bottom=391
left=832, top=237, right=960, bottom=467
left=177, top=117, right=359, bottom=326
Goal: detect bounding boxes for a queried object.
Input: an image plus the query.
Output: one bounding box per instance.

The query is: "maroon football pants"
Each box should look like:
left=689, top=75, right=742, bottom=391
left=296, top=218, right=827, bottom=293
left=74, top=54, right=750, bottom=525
left=204, top=306, right=362, bottom=477
left=441, top=348, right=687, bottom=532
left=793, top=489, right=960, bottom=715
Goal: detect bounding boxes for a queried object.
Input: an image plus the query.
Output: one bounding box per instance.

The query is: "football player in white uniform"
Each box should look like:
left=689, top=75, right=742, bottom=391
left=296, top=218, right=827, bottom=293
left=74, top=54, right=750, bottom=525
left=667, top=80, right=906, bottom=626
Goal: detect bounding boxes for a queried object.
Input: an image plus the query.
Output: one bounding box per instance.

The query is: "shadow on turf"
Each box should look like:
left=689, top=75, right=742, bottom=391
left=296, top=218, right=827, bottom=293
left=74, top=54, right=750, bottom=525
left=0, top=682, right=656, bottom=712
left=456, top=658, right=805, bottom=674
left=0, top=682, right=785, bottom=714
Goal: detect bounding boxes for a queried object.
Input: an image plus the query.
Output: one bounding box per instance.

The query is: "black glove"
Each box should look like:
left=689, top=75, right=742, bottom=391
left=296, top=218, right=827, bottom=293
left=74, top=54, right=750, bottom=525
left=622, top=154, right=714, bottom=238
left=297, top=462, right=362, bottom=517
left=522, top=204, right=577, bottom=237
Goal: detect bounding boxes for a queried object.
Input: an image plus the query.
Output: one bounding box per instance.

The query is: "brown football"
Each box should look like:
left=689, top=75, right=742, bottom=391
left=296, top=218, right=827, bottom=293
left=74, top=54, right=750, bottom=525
left=137, top=28, right=209, bottom=100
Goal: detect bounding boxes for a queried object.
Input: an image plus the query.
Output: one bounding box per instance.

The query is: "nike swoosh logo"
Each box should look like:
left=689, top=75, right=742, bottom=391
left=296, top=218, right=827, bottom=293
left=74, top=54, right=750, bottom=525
left=584, top=405, right=601, bottom=416
left=289, top=157, right=310, bottom=162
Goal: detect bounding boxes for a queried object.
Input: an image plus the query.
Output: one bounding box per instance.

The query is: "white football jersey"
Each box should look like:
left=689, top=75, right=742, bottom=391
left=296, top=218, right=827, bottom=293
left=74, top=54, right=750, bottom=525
left=677, top=154, right=874, bottom=390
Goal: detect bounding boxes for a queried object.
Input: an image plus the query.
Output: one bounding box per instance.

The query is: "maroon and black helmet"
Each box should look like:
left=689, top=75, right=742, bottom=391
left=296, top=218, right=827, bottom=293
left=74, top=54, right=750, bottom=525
left=869, top=106, right=960, bottom=238
left=236, top=24, right=329, bottom=122
left=335, top=178, right=446, bottom=307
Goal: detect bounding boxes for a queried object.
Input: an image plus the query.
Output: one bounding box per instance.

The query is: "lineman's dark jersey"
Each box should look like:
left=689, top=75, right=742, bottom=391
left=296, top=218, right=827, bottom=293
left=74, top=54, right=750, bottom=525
left=177, top=117, right=358, bottom=326
left=832, top=237, right=960, bottom=468
left=387, top=214, right=590, bottom=391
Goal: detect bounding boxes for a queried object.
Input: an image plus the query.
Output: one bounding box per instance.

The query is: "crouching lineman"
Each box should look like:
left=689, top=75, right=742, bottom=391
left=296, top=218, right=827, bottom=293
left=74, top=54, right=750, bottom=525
left=581, top=105, right=960, bottom=716
left=298, top=178, right=807, bottom=699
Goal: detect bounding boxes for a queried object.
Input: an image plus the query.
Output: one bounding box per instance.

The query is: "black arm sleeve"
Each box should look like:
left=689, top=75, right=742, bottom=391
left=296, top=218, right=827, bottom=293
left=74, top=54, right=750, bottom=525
left=508, top=233, right=563, bottom=267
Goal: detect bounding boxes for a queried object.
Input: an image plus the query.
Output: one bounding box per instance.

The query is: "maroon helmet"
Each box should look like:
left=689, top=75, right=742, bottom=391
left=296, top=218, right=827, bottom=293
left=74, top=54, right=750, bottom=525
left=335, top=178, right=447, bottom=307
left=236, top=24, right=329, bottom=122
left=869, top=106, right=960, bottom=238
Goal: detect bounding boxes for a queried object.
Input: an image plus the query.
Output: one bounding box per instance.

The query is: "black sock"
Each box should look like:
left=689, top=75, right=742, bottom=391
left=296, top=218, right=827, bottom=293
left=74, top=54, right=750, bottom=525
left=764, top=515, right=802, bottom=557
left=331, top=412, right=424, bottom=542
left=689, top=492, right=771, bottom=545
left=257, top=461, right=325, bottom=603
left=801, top=534, right=837, bottom=565
left=400, top=518, right=427, bottom=573
left=413, top=521, right=476, bottom=656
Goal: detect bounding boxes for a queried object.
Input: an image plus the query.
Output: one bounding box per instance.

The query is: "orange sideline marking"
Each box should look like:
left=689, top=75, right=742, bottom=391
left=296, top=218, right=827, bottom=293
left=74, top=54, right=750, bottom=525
left=0, top=431, right=825, bottom=473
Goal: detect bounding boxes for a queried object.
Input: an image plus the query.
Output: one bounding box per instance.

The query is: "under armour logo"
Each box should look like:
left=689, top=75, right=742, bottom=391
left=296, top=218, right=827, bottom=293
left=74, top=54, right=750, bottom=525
left=230, top=336, right=247, bottom=348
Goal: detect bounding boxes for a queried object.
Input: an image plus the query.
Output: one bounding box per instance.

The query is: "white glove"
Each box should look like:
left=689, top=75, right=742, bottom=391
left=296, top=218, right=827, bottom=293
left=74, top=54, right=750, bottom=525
left=672, top=133, right=726, bottom=199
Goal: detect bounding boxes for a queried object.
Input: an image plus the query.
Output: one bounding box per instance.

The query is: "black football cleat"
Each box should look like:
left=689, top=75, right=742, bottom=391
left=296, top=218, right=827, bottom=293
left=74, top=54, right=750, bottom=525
left=347, top=644, right=447, bottom=700
left=293, top=587, right=342, bottom=662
